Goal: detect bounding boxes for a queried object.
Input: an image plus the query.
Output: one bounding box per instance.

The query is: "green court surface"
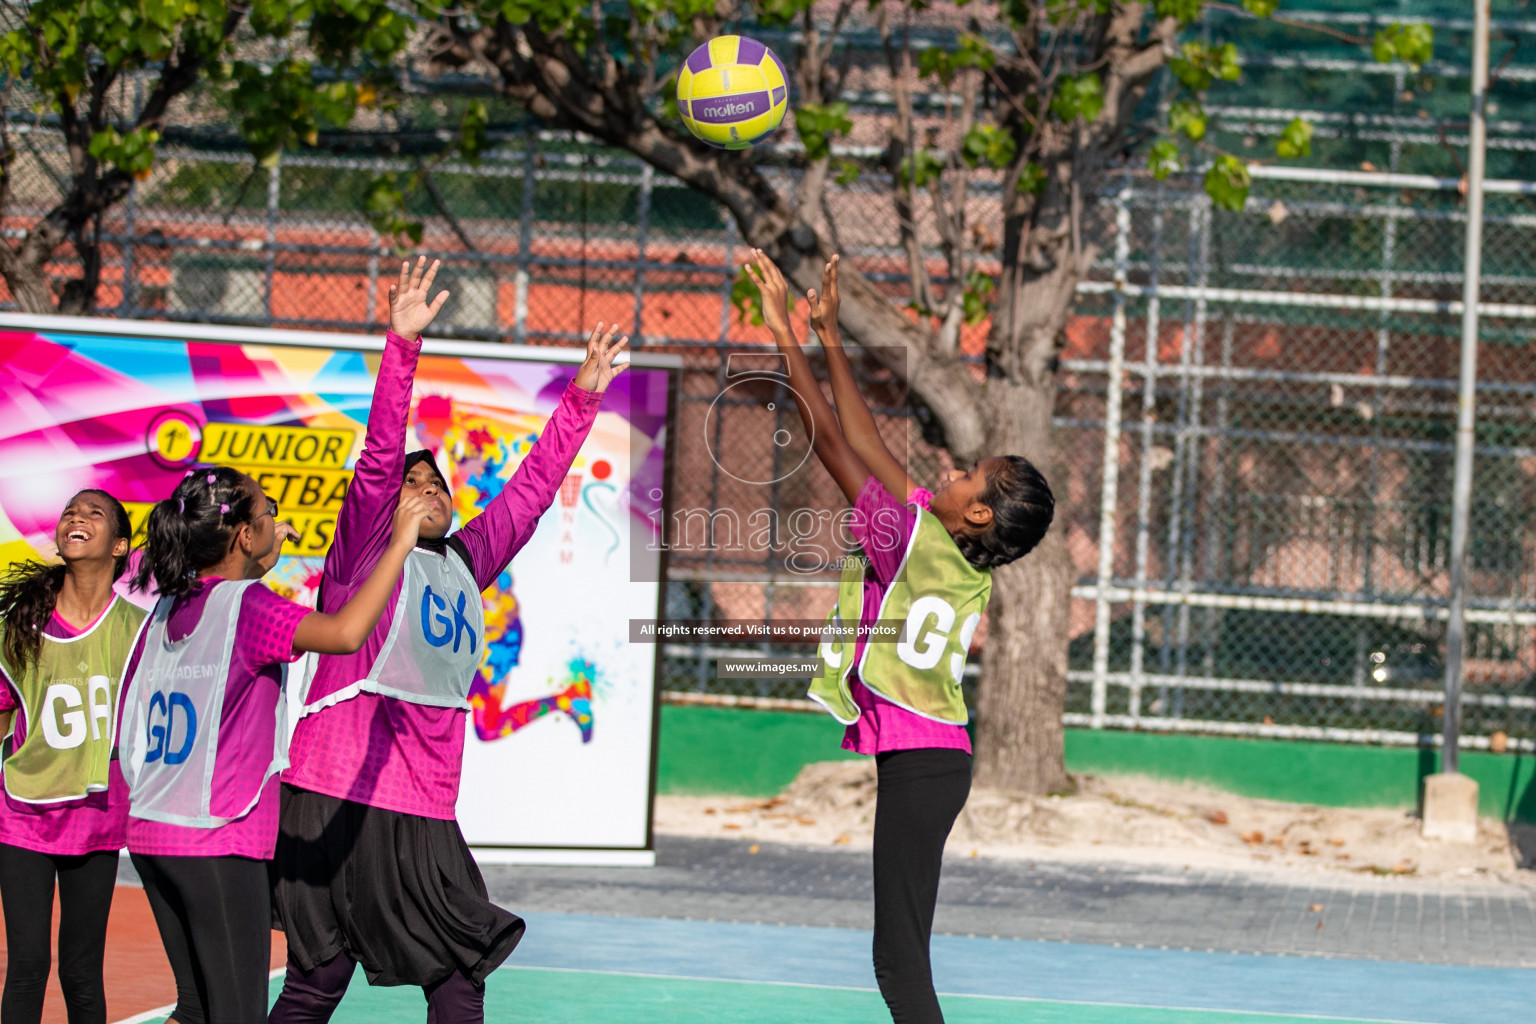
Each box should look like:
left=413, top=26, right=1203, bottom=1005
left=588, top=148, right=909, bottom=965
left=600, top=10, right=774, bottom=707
left=131, top=967, right=1428, bottom=1024
left=124, top=910, right=1526, bottom=1024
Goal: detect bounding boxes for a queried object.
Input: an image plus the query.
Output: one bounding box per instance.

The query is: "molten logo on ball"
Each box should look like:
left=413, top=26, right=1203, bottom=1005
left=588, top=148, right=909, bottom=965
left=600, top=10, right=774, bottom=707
left=677, top=35, right=788, bottom=151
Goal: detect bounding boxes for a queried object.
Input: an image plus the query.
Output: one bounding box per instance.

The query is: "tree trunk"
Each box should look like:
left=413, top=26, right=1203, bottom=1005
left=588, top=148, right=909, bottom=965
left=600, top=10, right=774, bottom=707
left=2, top=254, right=56, bottom=314
left=971, top=374, right=1075, bottom=795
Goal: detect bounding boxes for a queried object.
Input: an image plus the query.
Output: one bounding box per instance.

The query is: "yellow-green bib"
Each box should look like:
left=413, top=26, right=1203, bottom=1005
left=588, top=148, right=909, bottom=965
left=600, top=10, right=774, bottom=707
left=807, top=507, right=990, bottom=726
left=0, top=596, right=146, bottom=804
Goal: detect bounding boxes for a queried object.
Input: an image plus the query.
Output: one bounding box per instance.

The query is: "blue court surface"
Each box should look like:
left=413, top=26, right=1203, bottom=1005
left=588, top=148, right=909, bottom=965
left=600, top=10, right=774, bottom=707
left=121, top=910, right=1534, bottom=1023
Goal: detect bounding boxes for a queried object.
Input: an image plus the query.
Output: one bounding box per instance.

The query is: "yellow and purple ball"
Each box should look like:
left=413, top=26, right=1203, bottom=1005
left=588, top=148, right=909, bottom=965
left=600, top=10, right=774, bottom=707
left=676, top=35, right=789, bottom=150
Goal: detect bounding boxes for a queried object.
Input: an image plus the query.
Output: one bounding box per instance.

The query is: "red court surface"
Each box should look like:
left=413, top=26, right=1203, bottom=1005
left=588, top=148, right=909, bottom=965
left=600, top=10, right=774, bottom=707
left=0, top=885, right=286, bottom=1023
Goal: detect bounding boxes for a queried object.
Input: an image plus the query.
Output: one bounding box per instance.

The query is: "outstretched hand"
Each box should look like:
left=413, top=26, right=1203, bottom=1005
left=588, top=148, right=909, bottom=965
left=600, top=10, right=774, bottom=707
left=573, top=322, right=631, bottom=393
left=745, top=250, right=793, bottom=338
left=807, top=254, right=841, bottom=344
left=389, top=256, right=451, bottom=340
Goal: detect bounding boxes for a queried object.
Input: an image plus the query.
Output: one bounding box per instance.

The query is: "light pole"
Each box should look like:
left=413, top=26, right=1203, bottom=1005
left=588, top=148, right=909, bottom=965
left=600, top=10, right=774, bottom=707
left=1424, top=0, right=1490, bottom=843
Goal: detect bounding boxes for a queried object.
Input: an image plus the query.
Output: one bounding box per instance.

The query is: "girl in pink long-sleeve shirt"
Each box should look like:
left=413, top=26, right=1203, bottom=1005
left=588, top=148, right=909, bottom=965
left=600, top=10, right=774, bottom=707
left=0, top=490, right=140, bottom=1024
left=270, top=258, right=629, bottom=1022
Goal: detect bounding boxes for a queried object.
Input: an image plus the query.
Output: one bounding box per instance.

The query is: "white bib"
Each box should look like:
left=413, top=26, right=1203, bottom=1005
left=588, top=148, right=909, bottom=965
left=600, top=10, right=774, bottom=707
left=121, top=581, right=289, bottom=828
left=299, top=549, right=484, bottom=716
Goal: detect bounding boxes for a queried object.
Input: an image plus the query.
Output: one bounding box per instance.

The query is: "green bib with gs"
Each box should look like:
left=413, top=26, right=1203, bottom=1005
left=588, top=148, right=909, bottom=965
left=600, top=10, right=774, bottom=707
left=0, top=596, right=146, bottom=804
left=808, top=506, right=990, bottom=726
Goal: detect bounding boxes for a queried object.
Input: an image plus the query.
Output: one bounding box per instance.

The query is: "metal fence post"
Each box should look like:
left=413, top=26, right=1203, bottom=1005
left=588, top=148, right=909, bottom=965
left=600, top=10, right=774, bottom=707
left=263, top=160, right=281, bottom=325
left=1090, top=182, right=1132, bottom=728
left=514, top=129, right=537, bottom=345
left=632, top=162, right=653, bottom=347
left=695, top=213, right=738, bottom=693
left=1442, top=0, right=1491, bottom=775
left=1129, top=178, right=1166, bottom=725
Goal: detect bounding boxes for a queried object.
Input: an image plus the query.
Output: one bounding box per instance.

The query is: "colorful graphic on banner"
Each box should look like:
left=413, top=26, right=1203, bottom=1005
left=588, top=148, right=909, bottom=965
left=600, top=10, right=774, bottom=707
left=0, top=324, right=670, bottom=850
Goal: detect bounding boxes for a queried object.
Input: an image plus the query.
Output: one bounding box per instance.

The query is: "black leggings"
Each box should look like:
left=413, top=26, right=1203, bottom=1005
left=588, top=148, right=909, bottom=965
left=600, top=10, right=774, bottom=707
left=130, top=853, right=272, bottom=1024
left=871, top=749, right=972, bottom=1024
left=0, top=843, right=118, bottom=1024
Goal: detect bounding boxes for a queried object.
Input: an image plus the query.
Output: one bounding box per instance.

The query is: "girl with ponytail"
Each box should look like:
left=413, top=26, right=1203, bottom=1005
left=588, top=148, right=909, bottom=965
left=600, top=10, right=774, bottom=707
left=750, top=253, right=1054, bottom=1024
left=0, top=489, right=139, bottom=1024
left=117, top=465, right=431, bottom=1024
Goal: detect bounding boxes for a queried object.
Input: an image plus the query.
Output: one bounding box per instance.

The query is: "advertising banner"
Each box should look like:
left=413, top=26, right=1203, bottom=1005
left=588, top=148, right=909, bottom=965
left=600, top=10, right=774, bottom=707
left=0, top=315, right=674, bottom=863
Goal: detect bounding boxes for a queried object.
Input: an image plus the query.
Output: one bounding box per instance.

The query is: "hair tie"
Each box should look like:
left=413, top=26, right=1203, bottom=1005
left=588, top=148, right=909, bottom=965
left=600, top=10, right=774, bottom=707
left=176, top=498, right=185, bottom=514
left=219, top=503, right=230, bottom=515
left=206, top=473, right=217, bottom=486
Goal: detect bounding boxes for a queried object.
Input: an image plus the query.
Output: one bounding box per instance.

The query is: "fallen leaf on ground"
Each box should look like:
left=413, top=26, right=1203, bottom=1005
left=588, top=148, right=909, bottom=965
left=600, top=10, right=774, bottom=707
left=722, top=823, right=742, bottom=830
left=748, top=844, right=760, bottom=854
left=1308, top=904, right=1324, bottom=912
left=1327, top=837, right=1345, bottom=846
left=1205, top=811, right=1229, bottom=825
left=833, top=834, right=852, bottom=845
left=1241, top=831, right=1265, bottom=845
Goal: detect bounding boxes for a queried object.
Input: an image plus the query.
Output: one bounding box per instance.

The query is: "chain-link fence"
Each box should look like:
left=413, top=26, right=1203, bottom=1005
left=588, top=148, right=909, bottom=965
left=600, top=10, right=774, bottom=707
left=1068, top=170, right=1536, bottom=753
left=1, top=6, right=1533, bottom=753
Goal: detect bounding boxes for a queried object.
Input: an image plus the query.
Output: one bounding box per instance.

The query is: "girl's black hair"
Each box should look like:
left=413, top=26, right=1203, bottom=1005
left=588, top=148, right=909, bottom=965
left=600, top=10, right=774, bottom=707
left=0, top=489, right=132, bottom=672
left=131, top=466, right=258, bottom=598
left=953, top=456, right=1055, bottom=570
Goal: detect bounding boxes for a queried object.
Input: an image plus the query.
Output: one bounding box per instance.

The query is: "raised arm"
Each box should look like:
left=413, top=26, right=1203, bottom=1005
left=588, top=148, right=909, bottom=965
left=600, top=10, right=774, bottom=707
left=808, top=255, right=919, bottom=500
left=295, top=494, right=430, bottom=654
left=453, top=324, right=628, bottom=590
left=747, top=250, right=869, bottom=504
left=326, top=257, right=449, bottom=591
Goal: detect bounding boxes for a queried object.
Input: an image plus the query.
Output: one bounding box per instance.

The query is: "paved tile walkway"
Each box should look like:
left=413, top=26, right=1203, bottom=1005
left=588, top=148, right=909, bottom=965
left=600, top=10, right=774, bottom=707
left=484, top=835, right=1536, bottom=967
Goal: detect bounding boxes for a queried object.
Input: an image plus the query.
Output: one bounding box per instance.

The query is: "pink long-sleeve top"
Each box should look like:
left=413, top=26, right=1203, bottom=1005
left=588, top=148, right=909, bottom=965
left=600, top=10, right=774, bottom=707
left=0, top=607, right=129, bottom=855
left=282, top=330, right=602, bottom=820
left=121, top=579, right=309, bottom=859
left=840, top=476, right=973, bottom=756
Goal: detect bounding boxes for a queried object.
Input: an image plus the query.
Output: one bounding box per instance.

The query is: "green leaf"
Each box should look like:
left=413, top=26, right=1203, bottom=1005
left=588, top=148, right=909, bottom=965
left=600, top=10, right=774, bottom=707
left=89, top=125, right=161, bottom=178
left=1147, top=139, right=1183, bottom=180
left=1168, top=99, right=1206, bottom=141
left=1373, top=22, right=1433, bottom=70
left=917, top=46, right=954, bottom=88
left=960, top=124, right=1016, bottom=170
left=796, top=102, right=853, bottom=163
left=1204, top=154, right=1251, bottom=212
left=1015, top=161, right=1047, bottom=195
left=1242, top=0, right=1278, bottom=15
left=363, top=172, right=424, bottom=255
left=954, top=33, right=997, bottom=73
left=1170, top=42, right=1241, bottom=92
left=1153, top=0, right=1202, bottom=23
left=730, top=265, right=793, bottom=326
left=458, top=99, right=489, bottom=163
left=834, top=160, right=862, bottom=186
left=1050, top=72, right=1103, bottom=123
left=961, top=270, right=995, bottom=326
left=916, top=34, right=995, bottom=89
left=897, top=150, right=945, bottom=190
left=1275, top=117, right=1313, bottom=159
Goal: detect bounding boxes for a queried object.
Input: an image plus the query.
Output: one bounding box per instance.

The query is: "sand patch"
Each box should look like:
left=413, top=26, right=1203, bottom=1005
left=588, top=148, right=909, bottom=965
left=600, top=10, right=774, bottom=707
left=655, top=761, right=1534, bottom=887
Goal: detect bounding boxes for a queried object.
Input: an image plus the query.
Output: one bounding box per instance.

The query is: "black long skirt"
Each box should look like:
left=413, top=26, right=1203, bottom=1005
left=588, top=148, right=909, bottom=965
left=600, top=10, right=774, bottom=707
left=269, top=783, right=525, bottom=987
